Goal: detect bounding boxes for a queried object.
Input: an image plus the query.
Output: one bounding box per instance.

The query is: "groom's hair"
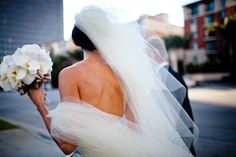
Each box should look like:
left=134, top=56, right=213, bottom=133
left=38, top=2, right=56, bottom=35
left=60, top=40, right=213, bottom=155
left=72, top=25, right=97, bottom=51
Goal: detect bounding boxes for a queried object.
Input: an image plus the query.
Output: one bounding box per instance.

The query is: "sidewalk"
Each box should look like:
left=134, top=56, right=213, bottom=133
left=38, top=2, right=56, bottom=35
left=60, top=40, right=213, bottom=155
left=189, top=87, right=236, bottom=108
left=188, top=81, right=236, bottom=108
left=0, top=90, right=69, bottom=157
left=0, top=127, right=65, bottom=157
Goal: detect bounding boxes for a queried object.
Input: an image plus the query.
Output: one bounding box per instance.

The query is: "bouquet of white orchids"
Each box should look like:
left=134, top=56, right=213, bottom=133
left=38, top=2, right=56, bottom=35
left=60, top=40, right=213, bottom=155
left=0, top=44, right=53, bottom=95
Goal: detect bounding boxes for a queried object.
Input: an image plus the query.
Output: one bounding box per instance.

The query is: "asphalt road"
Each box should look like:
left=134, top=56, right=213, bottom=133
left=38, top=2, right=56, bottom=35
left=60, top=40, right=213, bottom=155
left=0, top=88, right=236, bottom=157
left=192, top=101, right=236, bottom=157
left=0, top=90, right=60, bottom=134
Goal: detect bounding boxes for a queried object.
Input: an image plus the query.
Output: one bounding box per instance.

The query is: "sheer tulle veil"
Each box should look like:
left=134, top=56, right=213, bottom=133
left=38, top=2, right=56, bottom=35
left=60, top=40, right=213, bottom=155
left=49, top=6, right=198, bottom=157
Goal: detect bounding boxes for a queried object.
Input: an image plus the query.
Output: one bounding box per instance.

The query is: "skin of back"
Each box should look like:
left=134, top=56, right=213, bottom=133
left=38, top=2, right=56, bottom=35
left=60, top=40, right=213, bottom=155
left=59, top=52, right=125, bottom=117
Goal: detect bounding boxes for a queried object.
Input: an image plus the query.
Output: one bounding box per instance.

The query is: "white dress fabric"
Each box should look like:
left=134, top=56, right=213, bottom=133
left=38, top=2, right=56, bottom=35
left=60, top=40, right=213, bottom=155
left=49, top=6, right=198, bottom=157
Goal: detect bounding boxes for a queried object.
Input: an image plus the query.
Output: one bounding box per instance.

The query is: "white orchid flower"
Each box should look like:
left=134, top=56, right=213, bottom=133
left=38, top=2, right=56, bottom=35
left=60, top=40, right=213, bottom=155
left=15, top=68, right=27, bottom=80
left=27, top=60, right=40, bottom=74
left=37, top=50, right=53, bottom=74
left=0, top=55, right=15, bottom=75
left=21, top=44, right=40, bottom=54
left=13, top=53, right=29, bottom=67
left=0, top=71, right=12, bottom=91
left=13, top=52, right=40, bottom=74
left=39, top=60, right=53, bottom=74
left=11, top=60, right=38, bottom=85
left=5, top=65, right=22, bottom=90
left=22, top=73, right=36, bottom=85
left=0, top=55, right=17, bottom=91
left=9, top=77, right=22, bottom=89
left=0, top=44, right=53, bottom=92
left=0, top=78, right=12, bottom=91
left=21, top=44, right=42, bottom=59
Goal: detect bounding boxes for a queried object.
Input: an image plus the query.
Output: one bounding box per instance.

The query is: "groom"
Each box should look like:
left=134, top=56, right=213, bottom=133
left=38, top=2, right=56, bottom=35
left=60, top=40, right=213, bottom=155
left=147, top=36, right=196, bottom=156
left=147, top=37, right=194, bottom=120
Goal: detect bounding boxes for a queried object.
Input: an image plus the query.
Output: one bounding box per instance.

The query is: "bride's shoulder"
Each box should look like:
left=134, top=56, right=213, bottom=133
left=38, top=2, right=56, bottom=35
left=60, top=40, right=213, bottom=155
left=60, top=61, right=85, bottom=74
left=58, top=63, right=85, bottom=99
left=58, top=62, right=88, bottom=82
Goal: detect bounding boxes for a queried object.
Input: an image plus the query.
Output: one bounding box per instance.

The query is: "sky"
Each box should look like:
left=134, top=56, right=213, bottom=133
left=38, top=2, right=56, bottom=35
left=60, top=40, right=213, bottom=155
left=63, top=0, right=197, bottom=40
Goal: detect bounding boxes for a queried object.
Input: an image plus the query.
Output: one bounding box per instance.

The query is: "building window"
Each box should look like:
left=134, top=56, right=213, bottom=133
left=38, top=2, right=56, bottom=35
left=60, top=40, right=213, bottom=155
left=192, top=42, right=199, bottom=50
left=207, top=2, right=214, bottom=11
left=221, top=0, right=226, bottom=7
left=192, top=32, right=198, bottom=39
left=192, top=6, right=198, bottom=15
left=208, top=30, right=216, bottom=36
left=191, top=18, right=196, bottom=24
left=207, top=41, right=217, bottom=50
left=207, top=15, right=214, bottom=23
left=190, top=18, right=197, bottom=34
left=221, top=11, right=226, bottom=19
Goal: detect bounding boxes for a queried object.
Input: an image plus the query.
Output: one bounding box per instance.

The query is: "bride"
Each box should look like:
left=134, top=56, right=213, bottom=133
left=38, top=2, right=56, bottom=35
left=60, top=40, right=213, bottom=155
left=28, top=6, right=198, bottom=157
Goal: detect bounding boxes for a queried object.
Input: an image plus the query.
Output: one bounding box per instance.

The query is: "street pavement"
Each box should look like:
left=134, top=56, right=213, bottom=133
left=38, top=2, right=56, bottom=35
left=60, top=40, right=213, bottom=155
left=0, top=129, right=64, bottom=157
left=0, top=90, right=65, bottom=157
left=191, top=101, right=236, bottom=157
left=0, top=83, right=236, bottom=157
left=189, top=81, right=236, bottom=108
left=188, top=83, right=236, bottom=157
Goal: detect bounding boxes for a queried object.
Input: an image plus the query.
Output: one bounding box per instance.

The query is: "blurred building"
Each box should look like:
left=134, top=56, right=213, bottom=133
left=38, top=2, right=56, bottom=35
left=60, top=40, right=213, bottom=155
left=138, top=14, right=185, bottom=72
left=183, top=0, right=236, bottom=57
left=0, top=0, right=64, bottom=59
left=41, top=40, right=67, bottom=56
left=66, top=39, right=81, bottom=52
left=138, top=14, right=184, bottom=38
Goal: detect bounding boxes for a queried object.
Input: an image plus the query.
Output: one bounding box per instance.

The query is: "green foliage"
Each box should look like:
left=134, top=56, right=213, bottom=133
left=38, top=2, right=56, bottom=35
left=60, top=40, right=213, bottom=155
left=68, top=49, right=84, bottom=60
left=207, top=14, right=236, bottom=38
left=0, top=119, right=18, bottom=131
left=51, top=55, right=71, bottom=88
left=224, top=16, right=236, bottom=39
left=164, top=35, right=191, bottom=50
left=51, top=50, right=84, bottom=88
left=224, top=13, right=236, bottom=26
left=186, top=61, right=228, bottom=73
left=208, top=22, right=221, bottom=31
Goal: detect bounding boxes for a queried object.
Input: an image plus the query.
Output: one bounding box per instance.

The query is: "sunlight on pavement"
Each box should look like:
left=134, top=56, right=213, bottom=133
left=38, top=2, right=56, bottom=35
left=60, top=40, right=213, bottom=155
left=189, top=88, right=236, bottom=107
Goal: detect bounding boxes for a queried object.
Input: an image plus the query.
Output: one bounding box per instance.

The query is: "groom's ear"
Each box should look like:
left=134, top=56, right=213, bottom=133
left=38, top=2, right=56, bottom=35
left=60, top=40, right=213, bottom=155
left=72, top=26, right=97, bottom=51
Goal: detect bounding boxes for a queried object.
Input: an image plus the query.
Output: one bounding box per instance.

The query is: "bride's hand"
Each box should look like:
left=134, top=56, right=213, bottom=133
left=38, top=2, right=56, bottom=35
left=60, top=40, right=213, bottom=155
left=28, top=83, right=46, bottom=108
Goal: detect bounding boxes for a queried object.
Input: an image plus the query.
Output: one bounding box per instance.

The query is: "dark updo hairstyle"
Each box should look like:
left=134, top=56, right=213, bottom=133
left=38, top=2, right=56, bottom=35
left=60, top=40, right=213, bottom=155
left=72, top=25, right=97, bottom=51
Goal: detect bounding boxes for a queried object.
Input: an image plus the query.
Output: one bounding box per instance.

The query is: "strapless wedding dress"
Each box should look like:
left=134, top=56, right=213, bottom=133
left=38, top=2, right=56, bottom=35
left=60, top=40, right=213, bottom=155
left=49, top=102, right=194, bottom=157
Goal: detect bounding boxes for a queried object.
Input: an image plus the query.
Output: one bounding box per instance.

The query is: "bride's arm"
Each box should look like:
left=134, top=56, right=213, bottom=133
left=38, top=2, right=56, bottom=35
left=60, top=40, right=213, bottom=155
left=28, top=69, right=78, bottom=155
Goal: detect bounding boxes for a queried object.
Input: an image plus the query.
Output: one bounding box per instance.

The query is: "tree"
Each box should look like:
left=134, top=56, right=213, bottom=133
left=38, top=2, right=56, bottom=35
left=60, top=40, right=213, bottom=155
left=224, top=15, right=236, bottom=72
left=163, top=35, right=191, bottom=74
left=51, top=49, right=84, bottom=88
left=163, top=35, right=191, bottom=50
left=207, top=14, right=236, bottom=77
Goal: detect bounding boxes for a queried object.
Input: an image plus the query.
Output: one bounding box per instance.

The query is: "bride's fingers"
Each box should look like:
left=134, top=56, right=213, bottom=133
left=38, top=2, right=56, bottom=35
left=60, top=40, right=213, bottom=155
left=44, top=75, right=51, bottom=80
left=17, top=88, right=25, bottom=95
left=44, top=73, right=51, bottom=77
left=37, top=71, right=44, bottom=78
left=35, top=75, right=41, bottom=80
left=44, top=73, right=51, bottom=79
left=36, top=72, right=51, bottom=83
left=34, top=83, right=39, bottom=89
left=35, top=78, right=42, bottom=83
left=44, top=93, right=48, bottom=101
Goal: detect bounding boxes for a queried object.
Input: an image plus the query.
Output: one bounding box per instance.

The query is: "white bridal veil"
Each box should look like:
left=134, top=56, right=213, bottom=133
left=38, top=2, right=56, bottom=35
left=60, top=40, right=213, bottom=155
left=49, top=6, right=198, bottom=157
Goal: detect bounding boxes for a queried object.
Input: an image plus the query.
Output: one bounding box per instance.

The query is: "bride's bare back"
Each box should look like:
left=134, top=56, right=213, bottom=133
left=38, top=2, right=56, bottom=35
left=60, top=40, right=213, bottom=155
left=58, top=51, right=124, bottom=117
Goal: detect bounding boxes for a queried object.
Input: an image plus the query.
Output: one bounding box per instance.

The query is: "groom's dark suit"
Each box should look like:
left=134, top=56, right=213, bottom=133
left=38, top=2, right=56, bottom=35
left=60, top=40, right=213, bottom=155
left=167, top=66, right=196, bottom=156
left=168, top=66, right=194, bottom=120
